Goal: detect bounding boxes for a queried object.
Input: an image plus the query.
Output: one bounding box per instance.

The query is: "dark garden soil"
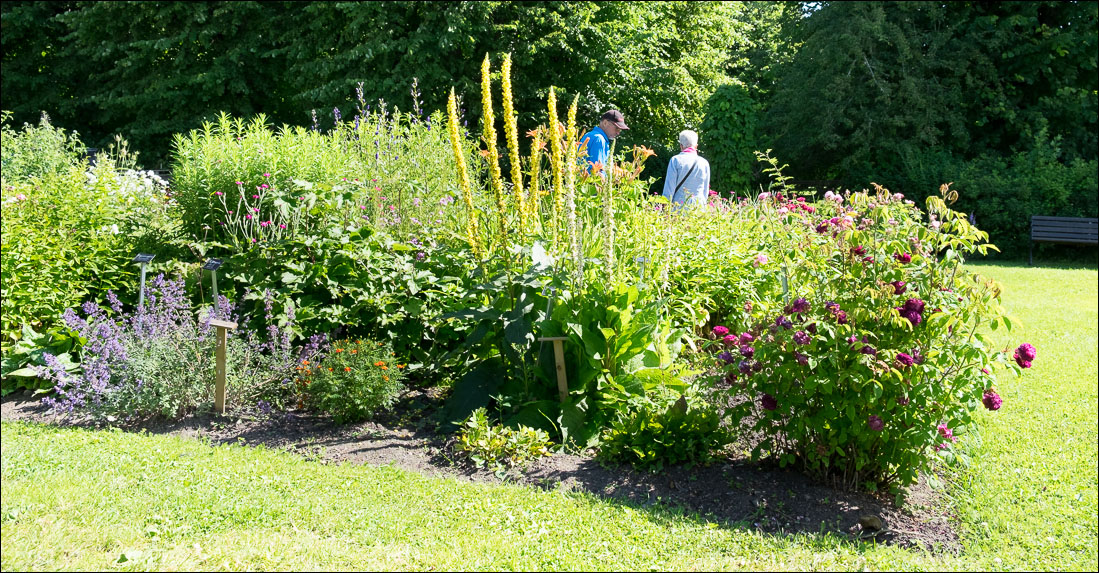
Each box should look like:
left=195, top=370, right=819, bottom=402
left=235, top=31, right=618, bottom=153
left=1, top=388, right=961, bottom=555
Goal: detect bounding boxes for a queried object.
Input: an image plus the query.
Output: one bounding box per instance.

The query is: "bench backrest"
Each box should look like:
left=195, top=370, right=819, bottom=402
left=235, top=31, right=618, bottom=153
left=1031, top=216, right=1099, bottom=245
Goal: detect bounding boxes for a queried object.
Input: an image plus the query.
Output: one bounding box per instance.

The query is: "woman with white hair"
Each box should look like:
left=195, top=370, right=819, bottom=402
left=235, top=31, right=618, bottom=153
left=661, top=129, right=711, bottom=207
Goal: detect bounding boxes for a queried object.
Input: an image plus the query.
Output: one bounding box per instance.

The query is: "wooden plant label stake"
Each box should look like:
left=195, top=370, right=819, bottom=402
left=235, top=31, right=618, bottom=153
left=208, top=319, right=238, bottom=414
left=539, top=336, right=570, bottom=403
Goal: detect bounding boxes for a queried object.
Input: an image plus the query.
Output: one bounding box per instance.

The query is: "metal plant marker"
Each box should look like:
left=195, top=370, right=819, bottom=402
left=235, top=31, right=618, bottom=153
left=208, top=318, right=238, bottom=414
left=202, top=258, right=224, bottom=301
left=133, top=253, right=155, bottom=310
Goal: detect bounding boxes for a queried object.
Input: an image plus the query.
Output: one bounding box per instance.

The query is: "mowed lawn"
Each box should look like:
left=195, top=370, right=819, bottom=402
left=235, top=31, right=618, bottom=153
left=2, top=262, right=1096, bottom=571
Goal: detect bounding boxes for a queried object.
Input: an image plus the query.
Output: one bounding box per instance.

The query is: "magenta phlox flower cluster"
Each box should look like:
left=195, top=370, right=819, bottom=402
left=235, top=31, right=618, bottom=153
left=891, top=281, right=907, bottom=295
left=895, top=352, right=915, bottom=368
left=793, top=331, right=811, bottom=345
left=894, top=252, right=912, bottom=264
left=712, top=325, right=729, bottom=337
left=774, top=315, right=793, bottom=330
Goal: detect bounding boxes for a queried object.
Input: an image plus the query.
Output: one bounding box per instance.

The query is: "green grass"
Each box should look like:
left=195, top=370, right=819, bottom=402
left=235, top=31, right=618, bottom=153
left=3, top=263, right=1097, bottom=571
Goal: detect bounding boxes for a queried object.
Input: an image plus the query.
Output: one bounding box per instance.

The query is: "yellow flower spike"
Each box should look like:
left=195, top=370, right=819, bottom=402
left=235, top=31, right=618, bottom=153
left=447, top=87, right=483, bottom=258
left=564, top=95, right=582, bottom=282
left=480, top=54, right=509, bottom=252
left=527, top=127, right=544, bottom=226
left=547, top=87, right=564, bottom=246
left=501, top=53, right=526, bottom=228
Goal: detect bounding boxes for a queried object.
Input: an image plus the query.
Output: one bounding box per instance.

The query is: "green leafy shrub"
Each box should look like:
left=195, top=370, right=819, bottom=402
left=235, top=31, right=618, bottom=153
left=454, top=407, right=553, bottom=474
left=302, top=338, right=406, bottom=424
left=711, top=183, right=1035, bottom=491
left=598, top=375, right=730, bottom=471
left=169, top=106, right=461, bottom=243
left=866, top=134, right=1099, bottom=258
left=0, top=111, right=86, bottom=181
left=699, top=82, right=760, bottom=194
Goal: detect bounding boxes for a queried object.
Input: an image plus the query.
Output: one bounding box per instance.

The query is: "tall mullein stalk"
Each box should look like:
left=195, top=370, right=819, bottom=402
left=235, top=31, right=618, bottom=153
left=500, top=53, right=526, bottom=229
left=527, top=127, right=544, bottom=230
left=480, top=54, right=509, bottom=253
left=564, top=95, right=582, bottom=286
left=447, top=88, right=483, bottom=259
left=547, top=87, right=564, bottom=250
left=603, top=138, right=617, bottom=284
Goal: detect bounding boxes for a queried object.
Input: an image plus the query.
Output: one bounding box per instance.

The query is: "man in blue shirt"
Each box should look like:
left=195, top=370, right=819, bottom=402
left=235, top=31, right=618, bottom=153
left=579, top=110, right=628, bottom=177
left=662, top=130, right=710, bottom=207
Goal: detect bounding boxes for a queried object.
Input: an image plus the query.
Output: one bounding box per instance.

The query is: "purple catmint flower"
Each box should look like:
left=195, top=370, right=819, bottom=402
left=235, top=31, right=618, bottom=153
left=891, top=281, right=907, bottom=295
left=868, top=415, right=885, bottom=432
left=712, top=325, right=729, bottom=337
left=739, top=345, right=755, bottom=359
left=793, top=331, right=811, bottom=345
left=894, top=252, right=912, bottom=264
left=789, top=297, right=810, bottom=315
left=718, top=351, right=736, bottom=365
left=895, top=353, right=915, bottom=368
left=775, top=315, right=793, bottom=330
left=982, top=389, right=1003, bottom=410
left=760, top=394, right=778, bottom=411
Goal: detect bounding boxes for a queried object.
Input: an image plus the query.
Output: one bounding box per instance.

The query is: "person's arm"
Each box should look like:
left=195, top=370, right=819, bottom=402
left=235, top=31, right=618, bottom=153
left=662, top=156, right=679, bottom=200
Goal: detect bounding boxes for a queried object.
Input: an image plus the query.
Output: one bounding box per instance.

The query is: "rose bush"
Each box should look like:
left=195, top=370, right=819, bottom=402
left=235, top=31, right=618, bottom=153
left=708, top=183, right=1035, bottom=491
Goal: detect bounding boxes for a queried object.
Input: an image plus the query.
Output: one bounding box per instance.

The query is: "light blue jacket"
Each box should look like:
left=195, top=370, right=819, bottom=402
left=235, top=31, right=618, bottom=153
left=662, top=151, right=710, bottom=206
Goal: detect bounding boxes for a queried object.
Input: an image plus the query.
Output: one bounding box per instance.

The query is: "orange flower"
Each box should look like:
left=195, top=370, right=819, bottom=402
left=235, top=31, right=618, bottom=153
left=479, top=149, right=491, bottom=159
left=344, top=367, right=351, bottom=371
left=335, top=348, right=343, bottom=353
left=328, top=367, right=333, bottom=371
left=374, top=361, right=385, bottom=367
left=396, top=364, right=405, bottom=369
left=526, top=128, right=541, bottom=139
left=380, top=365, right=389, bottom=370
left=383, top=375, right=389, bottom=381
left=351, top=349, right=357, bottom=354
left=302, top=360, right=310, bottom=366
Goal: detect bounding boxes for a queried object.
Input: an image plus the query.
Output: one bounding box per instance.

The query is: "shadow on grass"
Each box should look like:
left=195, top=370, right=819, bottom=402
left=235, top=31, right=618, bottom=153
left=1, top=388, right=962, bottom=556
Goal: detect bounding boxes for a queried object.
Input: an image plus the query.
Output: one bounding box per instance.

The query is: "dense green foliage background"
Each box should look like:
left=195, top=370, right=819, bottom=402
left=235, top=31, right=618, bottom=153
left=3, top=0, right=1096, bottom=255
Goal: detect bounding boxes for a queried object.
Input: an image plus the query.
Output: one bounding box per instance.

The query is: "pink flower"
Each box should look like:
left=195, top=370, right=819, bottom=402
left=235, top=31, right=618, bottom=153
left=982, top=389, right=1003, bottom=410
left=260, top=220, right=271, bottom=227
left=868, top=415, right=885, bottom=432
left=245, top=214, right=253, bottom=219
left=894, top=252, right=912, bottom=264
left=252, top=194, right=260, bottom=199
left=253, top=207, right=260, bottom=212
left=235, top=181, right=244, bottom=185
left=1013, top=343, right=1036, bottom=368
left=279, top=224, right=286, bottom=229
left=712, top=326, right=730, bottom=337
left=260, top=184, right=269, bottom=189
left=214, top=191, right=224, bottom=196
left=722, top=334, right=737, bottom=347
left=263, top=173, right=271, bottom=177
left=754, top=254, right=769, bottom=267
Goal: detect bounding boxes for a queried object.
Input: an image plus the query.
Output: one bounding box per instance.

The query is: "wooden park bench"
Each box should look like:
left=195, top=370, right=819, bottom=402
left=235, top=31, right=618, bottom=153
left=1030, top=215, right=1098, bottom=265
